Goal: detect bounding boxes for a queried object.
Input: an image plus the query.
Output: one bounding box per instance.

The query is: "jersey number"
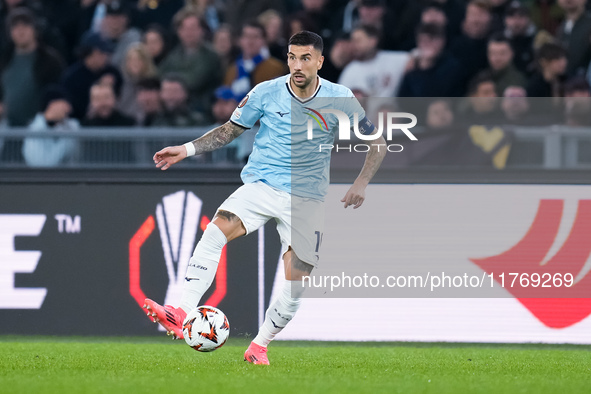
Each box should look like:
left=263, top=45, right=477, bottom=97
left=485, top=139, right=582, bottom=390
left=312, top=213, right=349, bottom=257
left=314, top=231, right=323, bottom=253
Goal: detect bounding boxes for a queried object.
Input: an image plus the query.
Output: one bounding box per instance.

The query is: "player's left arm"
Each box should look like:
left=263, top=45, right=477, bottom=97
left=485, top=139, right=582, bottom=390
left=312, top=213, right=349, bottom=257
left=341, top=131, right=387, bottom=209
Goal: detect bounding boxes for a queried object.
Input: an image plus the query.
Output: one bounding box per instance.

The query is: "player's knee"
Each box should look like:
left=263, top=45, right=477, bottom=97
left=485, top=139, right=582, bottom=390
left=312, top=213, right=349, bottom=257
left=291, top=252, right=313, bottom=274
left=213, top=210, right=246, bottom=241
left=284, top=248, right=313, bottom=281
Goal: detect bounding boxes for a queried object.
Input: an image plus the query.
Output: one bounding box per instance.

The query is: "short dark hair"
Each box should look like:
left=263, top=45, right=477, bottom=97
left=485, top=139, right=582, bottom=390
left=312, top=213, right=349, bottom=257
left=536, top=42, right=567, bottom=62
left=564, top=76, right=591, bottom=95
left=288, top=30, right=323, bottom=54
left=468, top=0, right=491, bottom=12
left=242, top=20, right=266, bottom=40
left=353, top=24, right=381, bottom=40
left=137, top=77, right=161, bottom=91
left=40, top=84, right=71, bottom=112
left=423, top=1, right=445, bottom=14
left=488, top=32, right=512, bottom=48
left=7, top=7, right=36, bottom=30
left=467, top=71, right=495, bottom=96
left=161, top=73, right=189, bottom=92
left=172, top=7, right=204, bottom=31
left=415, top=23, right=446, bottom=39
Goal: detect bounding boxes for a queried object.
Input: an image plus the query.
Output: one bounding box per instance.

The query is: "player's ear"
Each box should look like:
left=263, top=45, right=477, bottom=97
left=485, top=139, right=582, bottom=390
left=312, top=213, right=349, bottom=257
left=317, top=55, right=324, bottom=70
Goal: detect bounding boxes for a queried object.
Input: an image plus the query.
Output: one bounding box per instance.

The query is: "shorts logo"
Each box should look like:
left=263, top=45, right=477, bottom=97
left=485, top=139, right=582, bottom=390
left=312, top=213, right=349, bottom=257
left=238, top=95, right=249, bottom=108
left=129, top=191, right=228, bottom=326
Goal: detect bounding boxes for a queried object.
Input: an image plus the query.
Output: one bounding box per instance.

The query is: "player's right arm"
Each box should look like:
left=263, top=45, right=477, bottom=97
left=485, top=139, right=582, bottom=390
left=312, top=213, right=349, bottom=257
left=153, top=121, right=247, bottom=170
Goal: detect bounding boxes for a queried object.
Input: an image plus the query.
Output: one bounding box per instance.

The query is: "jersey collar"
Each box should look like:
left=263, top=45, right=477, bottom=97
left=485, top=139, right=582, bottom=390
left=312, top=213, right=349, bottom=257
left=285, top=74, right=322, bottom=103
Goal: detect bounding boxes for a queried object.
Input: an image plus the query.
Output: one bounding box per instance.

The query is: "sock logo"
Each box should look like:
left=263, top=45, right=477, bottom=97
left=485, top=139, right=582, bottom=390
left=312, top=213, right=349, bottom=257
left=156, top=191, right=203, bottom=308
left=188, top=264, right=208, bottom=270
left=129, top=191, right=228, bottom=324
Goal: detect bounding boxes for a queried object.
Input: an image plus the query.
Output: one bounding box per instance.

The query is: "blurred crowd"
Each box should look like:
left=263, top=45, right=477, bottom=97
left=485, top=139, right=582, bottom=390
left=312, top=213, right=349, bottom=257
left=1, top=0, right=591, bottom=166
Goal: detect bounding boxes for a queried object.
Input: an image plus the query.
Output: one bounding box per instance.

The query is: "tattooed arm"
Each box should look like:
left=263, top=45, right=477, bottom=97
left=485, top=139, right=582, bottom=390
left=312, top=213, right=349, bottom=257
left=340, top=134, right=387, bottom=209
left=153, top=121, right=247, bottom=170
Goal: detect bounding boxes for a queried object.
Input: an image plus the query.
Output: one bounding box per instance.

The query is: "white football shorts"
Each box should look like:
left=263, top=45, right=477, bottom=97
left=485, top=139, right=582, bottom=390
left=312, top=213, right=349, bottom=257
left=217, top=180, right=325, bottom=267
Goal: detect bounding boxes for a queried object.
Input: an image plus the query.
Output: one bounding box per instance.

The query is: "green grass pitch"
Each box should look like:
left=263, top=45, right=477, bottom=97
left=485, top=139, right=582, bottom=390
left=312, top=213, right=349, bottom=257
left=0, top=336, right=590, bottom=394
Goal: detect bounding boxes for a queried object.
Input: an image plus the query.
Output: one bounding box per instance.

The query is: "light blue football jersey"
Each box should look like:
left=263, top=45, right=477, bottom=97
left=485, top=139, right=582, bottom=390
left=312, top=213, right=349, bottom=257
left=230, top=75, right=367, bottom=200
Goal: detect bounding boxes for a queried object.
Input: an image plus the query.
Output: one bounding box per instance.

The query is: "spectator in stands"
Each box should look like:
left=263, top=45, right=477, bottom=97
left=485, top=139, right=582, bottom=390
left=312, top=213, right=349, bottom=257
left=501, top=85, right=531, bottom=123
left=489, top=0, right=513, bottom=32
left=0, top=8, right=65, bottom=128
left=463, top=71, right=500, bottom=124
left=213, top=24, right=238, bottom=76
left=93, top=1, right=141, bottom=68
left=363, top=0, right=423, bottom=51
left=430, top=0, right=466, bottom=41
left=556, top=0, right=591, bottom=76
left=82, top=82, right=135, bottom=163
left=298, top=0, right=335, bottom=46
left=43, top=0, right=84, bottom=63
left=321, top=33, right=353, bottom=82
left=159, top=7, right=222, bottom=115
left=0, top=0, right=67, bottom=58
left=338, top=25, right=408, bottom=97
left=185, top=0, right=223, bottom=32
left=62, top=32, right=122, bottom=120
left=450, top=0, right=493, bottom=85
left=398, top=23, right=464, bottom=97
left=400, top=3, right=449, bottom=60
left=225, top=0, right=284, bottom=36
left=334, top=0, right=361, bottom=35
left=152, top=73, right=207, bottom=127
left=22, top=85, right=79, bottom=167
left=357, top=0, right=394, bottom=50
left=131, top=0, right=184, bottom=31
left=79, top=0, right=118, bottom=34
left=486, top=34, right=527, bottom=95
left=142, top=24, right=171, bottom=67
left=258, top=9, right=287, bottom=61
left=212, top=86, right=238, bottom=125
left=425, top=99, right=455, bottom=131
left=421, top=3, right=448, bottom=31
left=118, top=43, right=157, bottom=118
left=563, top=75, right=591, bottom=125
left=224, top=21, right=287, bottom=101
left=135, top=77, right=161, bottom=126
left=83, top=83, right=135, bottom=126
left=526, top=42, right=568, bottom=97
left=530, top=0, right=565, bottom=36
left=504, top=1, right=552, bottom=76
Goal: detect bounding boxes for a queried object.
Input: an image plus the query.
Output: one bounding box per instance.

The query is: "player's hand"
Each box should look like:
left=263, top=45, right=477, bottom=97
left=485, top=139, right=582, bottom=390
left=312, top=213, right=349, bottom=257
left=341, top=182, right=366, bottom=209
left=153, top=145, right=187, bottom=170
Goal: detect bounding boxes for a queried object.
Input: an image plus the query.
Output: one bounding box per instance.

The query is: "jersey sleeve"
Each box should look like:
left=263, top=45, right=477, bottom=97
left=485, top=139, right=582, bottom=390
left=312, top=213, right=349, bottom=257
left=230, top=86, right=263, bottom=129
left=342, top=89, right=375, bottom=135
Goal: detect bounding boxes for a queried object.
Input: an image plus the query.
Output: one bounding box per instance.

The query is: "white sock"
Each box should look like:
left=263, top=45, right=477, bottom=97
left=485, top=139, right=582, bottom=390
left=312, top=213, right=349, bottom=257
left=179, top=222, right=227, bottom=313
left=253, top=280, right=306, bottom=347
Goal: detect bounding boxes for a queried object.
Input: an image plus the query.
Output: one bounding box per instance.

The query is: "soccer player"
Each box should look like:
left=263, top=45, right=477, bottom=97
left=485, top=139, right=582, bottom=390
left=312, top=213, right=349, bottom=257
left=145, top=31, right=386, bottom=365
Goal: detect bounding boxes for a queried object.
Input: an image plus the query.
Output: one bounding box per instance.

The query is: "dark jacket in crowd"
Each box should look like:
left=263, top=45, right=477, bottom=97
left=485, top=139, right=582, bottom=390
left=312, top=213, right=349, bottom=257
left=556, top=12, right=591, bottom=76
left=449, top=35, right=489, bottom=87
left=61, top=62, right=123, bottom=120
left=526, top=73, right=554, bottom=97
left=0, top=45, right=65, bottom=111
left=398, top=52, right=464, bottom=97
